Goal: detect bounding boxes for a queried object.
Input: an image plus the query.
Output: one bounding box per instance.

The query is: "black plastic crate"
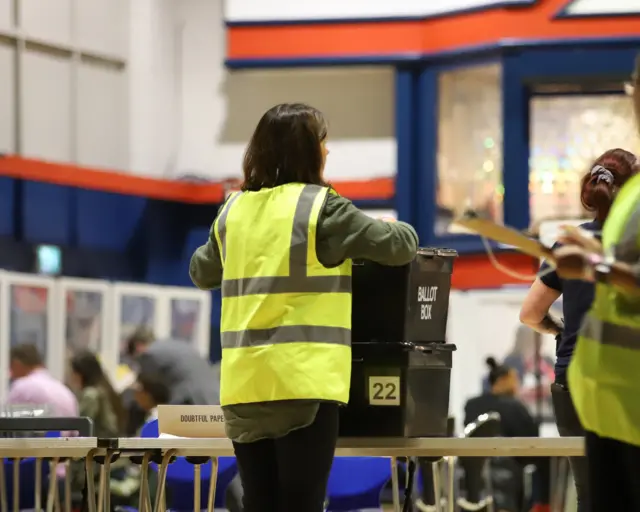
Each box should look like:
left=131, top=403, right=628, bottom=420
left=339, top=342, right=456, bottom=437
left=351, top=248, right=457, bottom=344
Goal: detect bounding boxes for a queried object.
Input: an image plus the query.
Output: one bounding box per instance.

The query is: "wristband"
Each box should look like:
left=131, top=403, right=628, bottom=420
left=589, top=253, right=613, bottom=284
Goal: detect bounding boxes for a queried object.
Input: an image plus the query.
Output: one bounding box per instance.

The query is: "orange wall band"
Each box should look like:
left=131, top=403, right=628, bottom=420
left=451, top=252, right=538, bottom=290
left=227, top=0, right=640, bottom=59
left=0, top=156, right=394, bottom=203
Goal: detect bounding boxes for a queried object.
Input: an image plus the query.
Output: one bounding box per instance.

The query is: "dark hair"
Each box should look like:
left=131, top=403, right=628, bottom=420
left=580, top=148, right=639, bottom=223
left=486, top=357, right=511, bottom=386
left=70, top=351, right=127, bottom=433
left=10, top=344, right=43, bottom=367
left=137, top=373, right=170, bottom=407
left=241, top=103, right=329, bottom=192
left=126, top=327, right=155, bottom=357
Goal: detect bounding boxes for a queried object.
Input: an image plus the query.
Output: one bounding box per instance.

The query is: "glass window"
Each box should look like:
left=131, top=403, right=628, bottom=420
left=529, top=95, right=638, bottom=225
left=436, top=63, right=503, bottom=234
left=118, top=295, right=155, bottom=365
left=65, top=290, right=103, bottom=354
left=170, top=298, right=201, bottom=344
left=10, top=285, right=48, bottom=357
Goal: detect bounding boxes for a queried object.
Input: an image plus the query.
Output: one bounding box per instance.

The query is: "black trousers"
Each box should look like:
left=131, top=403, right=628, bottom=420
left=232, top=402, right=339, bottom=512
left=586, top=431, right=640, bottom=512
left=550, top=382, right=589, bottom=512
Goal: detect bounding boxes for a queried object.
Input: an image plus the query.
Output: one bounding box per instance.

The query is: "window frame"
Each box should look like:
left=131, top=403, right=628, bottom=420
left=415, top=45, right=639, bottom=254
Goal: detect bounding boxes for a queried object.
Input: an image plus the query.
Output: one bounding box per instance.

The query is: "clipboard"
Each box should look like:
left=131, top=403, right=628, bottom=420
left=454, top=213, right=555, bottom=262
left=560, top=225, right=603, bottom=254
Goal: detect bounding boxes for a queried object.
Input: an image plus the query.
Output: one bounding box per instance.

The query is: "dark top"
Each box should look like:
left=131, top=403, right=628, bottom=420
left=539, top=220, right=601, bottom=385
left=464, top=393, right=538, bottom=438
left=190, top=191, right=419, bottom=442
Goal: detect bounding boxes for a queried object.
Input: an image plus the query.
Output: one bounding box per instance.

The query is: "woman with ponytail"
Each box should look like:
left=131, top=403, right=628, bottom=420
left=520, top=148, right=639, bottom=512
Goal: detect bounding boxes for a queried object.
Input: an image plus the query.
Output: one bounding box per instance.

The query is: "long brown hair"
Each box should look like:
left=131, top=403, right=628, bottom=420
left=580, top=148, right=639, bottom=223
left=70, top=351, right=127, bottom=434
left=241, top=103, right=329, bottom=192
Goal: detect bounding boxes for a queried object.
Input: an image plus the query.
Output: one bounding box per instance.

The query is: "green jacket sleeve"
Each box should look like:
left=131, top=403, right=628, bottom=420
left=316, top=194, right=419, bottom=267
left=189, top=212, right=224, bottom=291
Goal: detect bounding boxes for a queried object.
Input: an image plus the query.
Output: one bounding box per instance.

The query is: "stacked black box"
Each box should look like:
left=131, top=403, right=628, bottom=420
left=340, top=248, right=458, bottom=438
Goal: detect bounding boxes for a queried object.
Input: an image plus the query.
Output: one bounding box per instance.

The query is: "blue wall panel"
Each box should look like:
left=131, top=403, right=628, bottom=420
left=0, top=177, right=14, bottom=237
left=76, top=190, right=146, bottom=250
left=22, top=182, right=72, bottom=245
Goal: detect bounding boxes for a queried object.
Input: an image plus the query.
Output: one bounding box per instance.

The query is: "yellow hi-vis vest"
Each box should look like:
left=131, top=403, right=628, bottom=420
left=213, top=183, right=353, bottom=407
left=568, top=172, right=640, bottom=446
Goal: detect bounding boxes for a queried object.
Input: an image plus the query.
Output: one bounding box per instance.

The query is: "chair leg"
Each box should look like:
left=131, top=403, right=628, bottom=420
left=432, top=461, right=442, bottom=512
left=482, top=461, right=495, bottom=512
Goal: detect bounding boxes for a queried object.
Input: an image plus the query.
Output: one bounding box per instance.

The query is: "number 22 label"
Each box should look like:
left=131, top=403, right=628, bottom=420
left=368, top=376, right=401, bottom=406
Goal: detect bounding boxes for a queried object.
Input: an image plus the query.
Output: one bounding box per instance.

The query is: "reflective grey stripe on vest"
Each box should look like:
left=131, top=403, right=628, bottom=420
left=217, top=184, right=352, bottom=297
left=614, top=203, right=640, bottom=264
left=221, top=325, right=351, bottom=349
left=581, top=314, right=640, bottom=351
left=217, top=192, right=243, bottom=261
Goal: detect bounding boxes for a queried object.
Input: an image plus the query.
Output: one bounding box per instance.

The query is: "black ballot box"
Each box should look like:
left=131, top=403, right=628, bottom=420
left=350, top=248, right=457, bottom=344
left=340, top=248, right=458, bottom=437
left=339, top=342, right=456, bottom=437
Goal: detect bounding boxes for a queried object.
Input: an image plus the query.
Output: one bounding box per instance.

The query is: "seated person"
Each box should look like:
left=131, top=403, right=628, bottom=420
left=464, top=358, right=550, bottom=512
left=111, top=373, right=170, bottom=508
left=8, top=343, right=78, bottom=417
left=68, top=351, right=126, bottom=504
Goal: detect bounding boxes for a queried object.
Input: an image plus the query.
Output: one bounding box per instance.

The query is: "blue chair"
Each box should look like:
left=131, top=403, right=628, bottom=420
left=140, top=419, right=238, bottom=509
left=2, top=431, right=61, bottom=510
left=326, top=457, right=391, bottom=511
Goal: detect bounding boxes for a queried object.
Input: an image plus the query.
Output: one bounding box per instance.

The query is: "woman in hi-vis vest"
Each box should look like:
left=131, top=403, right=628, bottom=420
left=549, top=57, right=640, bottom=512
left=190, top=103, right=419, bottom=512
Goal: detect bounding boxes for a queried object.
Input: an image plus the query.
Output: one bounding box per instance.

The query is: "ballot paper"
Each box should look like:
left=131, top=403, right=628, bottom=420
left=454, top=214, right=555, bottom=262
left=157, top=405, right=227, bottom=438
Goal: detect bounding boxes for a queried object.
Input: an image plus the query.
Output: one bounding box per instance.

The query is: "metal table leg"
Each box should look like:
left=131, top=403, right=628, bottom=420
left=193, top=464, right=201, bottom=512
left=138, top=452, right=153, bottom=512
left=0, top=459, right=7, bottom=512
left=153, top=450, right=177, bottom=512
left=207, top=458, right=218, bottom=512
left=390, top=457, right=401, bottom=512
left=46, top=457, right=60, bottom=512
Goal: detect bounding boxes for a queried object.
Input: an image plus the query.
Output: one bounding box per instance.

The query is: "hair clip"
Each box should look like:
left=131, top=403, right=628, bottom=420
left=591, top=165, right=614, bottom=184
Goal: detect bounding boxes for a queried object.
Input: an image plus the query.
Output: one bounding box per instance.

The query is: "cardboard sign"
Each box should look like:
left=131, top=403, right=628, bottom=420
left=157, top=405, right=227, bottom=438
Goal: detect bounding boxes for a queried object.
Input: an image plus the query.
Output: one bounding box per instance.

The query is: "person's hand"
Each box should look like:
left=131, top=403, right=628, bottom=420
left=379, top=216, right=397, bottom=223
left=553, top=245, right=595, bottom=281
left=558, top=225, right=603, bottom=254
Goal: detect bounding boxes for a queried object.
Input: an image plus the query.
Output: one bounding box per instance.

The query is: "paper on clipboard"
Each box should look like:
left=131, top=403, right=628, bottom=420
left=455, top=215, right=555, bottom=262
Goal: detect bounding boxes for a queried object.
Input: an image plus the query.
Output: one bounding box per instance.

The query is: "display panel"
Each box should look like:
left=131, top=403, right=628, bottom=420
left=529, top=94, right=638, bottom=225
left=55, top=278, right=111, bottom=384
left=109, top=284, right=164, bottom=390
left=163, top=287, right=211, bottom=358
left=0, top=273, right=57, bottom=400
left=436, top=63, right=504, bottom=234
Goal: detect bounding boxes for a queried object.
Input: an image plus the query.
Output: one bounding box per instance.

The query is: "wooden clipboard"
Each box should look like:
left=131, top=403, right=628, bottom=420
left=455, top=214, right=555, bottom=262
left=560, top=225, right=603, bottom=254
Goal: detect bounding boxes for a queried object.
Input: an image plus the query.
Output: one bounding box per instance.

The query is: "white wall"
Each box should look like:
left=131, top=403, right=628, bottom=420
left=225, top=0, right=531, bottom=22
left=565, top=0, right=640, bottom=14
left=112, top=0, right=397, bottom=180
left=0, top=0, right=396, bottom=181
left=0, top=0, right=128, bottom=169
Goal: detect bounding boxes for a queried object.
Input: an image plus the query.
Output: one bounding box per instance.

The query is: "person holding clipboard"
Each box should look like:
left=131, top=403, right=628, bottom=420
left=532, top=57, right=640, bottom=512
left=519, top=148, right=639, bottom=512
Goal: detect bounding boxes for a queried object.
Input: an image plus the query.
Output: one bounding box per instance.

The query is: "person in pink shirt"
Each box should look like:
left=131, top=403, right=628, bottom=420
left=7, top=343, right=79, bottom=421
left=7, top=344, right=79, bottom=484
